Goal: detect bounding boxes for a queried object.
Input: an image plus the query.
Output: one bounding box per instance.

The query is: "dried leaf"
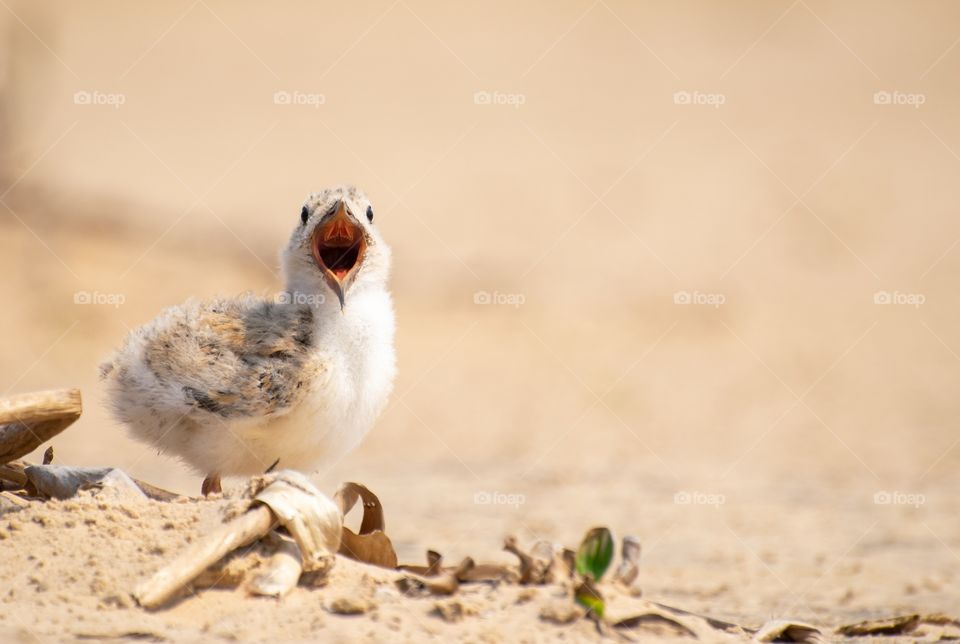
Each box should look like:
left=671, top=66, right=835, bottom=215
left=754, top=620, right=825, bottom=643
left=835, top=614, right=919, bottom=637
left=504, top=536, right=536, bottom=583
left=650, top=601, right=745, bottom=634
left=575, top=527, right=614, bottom=581
left=398, top=550, right=444, bottom=576
left=334, top=482, right=398, bottom=568
left=457, top=562, right=514, bottom=583
left=613, top=535, right=641, bottom=586
left=612, top=613, right=697, bottom=638
left=334, top=481, right=386, bottom=533
left=397, top=557, right=474, bottom=596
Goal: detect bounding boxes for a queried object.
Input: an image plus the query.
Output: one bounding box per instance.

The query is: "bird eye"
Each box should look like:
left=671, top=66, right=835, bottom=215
left=366, top=205, right=374, bottom=223
left=300, top=205, right=309, bottom=225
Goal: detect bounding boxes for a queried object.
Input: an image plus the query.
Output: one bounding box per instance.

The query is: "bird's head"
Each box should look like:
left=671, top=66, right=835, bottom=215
left=282, top=186, right=390, bottom=309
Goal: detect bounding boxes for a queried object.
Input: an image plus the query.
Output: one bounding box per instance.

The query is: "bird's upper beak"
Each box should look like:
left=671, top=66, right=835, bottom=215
left=311, top=200, right=367, bottom=308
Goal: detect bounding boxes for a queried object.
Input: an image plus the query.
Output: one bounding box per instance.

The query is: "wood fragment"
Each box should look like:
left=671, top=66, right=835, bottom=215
left=0, top=460, right=27, bottom=487
left=504, top=536, right=535, bottom=583
left=0, top=389, right=82, bottom=464
left=0, top=490, right=30, bottom=507
left=135, top=505, right=274, bottom=609
left=248, top=536, right=303, bottom=597
left=131, top=478, right=181, bottom=502
left=0, top=459, right=178, bottom=501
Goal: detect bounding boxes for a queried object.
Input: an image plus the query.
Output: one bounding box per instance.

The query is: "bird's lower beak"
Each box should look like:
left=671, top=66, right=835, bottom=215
left=311, top=201, right=367, bottom=308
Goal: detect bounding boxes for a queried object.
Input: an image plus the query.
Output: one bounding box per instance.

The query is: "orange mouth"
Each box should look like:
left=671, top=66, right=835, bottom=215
left=311, top=201, right=366, bottom=305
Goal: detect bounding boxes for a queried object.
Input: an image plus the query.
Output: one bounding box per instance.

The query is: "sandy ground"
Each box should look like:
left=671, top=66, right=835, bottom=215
left=1, top=0, right=959, bottom=641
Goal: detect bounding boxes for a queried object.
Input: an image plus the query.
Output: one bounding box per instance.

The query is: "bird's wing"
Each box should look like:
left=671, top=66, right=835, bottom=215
left=105, top=295, right=324, bottom=422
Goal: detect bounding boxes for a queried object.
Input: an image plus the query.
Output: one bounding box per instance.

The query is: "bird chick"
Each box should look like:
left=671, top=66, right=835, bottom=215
left=100, top=186, right=396, bottom=495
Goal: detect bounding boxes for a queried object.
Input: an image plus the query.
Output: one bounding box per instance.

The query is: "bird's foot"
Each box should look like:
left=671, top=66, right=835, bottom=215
left=201, top=473, right=222, bottom=497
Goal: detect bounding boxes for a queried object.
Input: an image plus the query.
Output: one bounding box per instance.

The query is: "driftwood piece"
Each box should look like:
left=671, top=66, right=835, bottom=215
left=136, top=504, right=275, bottom=608
left=132, top=479, right=181, bottom=502
left=136, top=471, right=342, bottom=609
left=0, top=388, right=82, bottom=464
left=24, top=465, right=146, bottom=500
left=0, top=460, right=27, bottom=487
left=0, top=459, right=179, bottom=501
left=248, top=536, right=303, bottom=597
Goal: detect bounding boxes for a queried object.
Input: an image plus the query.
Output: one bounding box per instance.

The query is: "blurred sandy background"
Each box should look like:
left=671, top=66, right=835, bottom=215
left=0, top=0, right=958, bottom=626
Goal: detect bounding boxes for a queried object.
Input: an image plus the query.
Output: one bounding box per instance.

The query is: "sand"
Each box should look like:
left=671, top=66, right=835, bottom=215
left=1, top=0, right=959, bottom=640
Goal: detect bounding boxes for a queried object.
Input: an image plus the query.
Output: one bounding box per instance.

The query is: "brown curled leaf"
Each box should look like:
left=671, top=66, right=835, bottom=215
left=835, top=615, right=920, bottom=637
left=503, top=536, right=535, bottom=584
left=398, top=549, right=444, bottom=576
left=613, top=613, right=698, bottom=638
left=334, top=482, right=385, bottom=533
left=333, top=482, right=398, bottom=568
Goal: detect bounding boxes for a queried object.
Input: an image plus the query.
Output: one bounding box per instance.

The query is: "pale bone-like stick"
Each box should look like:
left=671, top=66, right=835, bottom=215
left=136, top=504, right=274, bottom=608
left=248, top=536, right=303, bottom=597
left=135, top=471, right=341, bottom=609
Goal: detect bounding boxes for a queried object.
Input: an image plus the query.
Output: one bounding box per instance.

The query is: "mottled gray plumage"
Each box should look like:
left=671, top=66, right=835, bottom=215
left=102, top=295, right=324, bottom=426
left=100, top=186, right=396, bottom=492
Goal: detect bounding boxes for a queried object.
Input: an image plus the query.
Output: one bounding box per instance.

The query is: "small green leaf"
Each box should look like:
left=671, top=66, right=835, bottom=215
left=575, top=527, right=614, bottom=581
left=574, top=579, right=605, bottom=619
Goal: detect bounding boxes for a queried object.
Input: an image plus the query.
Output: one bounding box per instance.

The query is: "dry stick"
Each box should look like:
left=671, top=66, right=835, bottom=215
left=136, top=505, right=275, bottom=609
left=0, top=388, right=82, bottom=425
left=0, top=459, right=180, bottom=501
left=0, top=388, right=82, bottom=464
left=0, top=460, right=27, bottom=487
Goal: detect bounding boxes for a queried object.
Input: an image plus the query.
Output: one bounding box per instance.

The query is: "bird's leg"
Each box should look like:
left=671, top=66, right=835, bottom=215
left=201, top=473, right=222, bottom=496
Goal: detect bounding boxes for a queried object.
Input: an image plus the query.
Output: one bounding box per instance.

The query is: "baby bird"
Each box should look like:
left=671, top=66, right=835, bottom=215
left=100, top=186, right=396, bottom=495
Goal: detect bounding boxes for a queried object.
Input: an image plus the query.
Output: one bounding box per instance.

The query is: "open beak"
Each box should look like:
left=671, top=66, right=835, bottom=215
left=311, top=200, right=367, bottom=308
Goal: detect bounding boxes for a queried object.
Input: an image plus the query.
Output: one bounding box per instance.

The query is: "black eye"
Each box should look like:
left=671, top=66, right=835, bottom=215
left=366, top=205, right=374, bottom=223
left=300, top=205, right=309, bottom=225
